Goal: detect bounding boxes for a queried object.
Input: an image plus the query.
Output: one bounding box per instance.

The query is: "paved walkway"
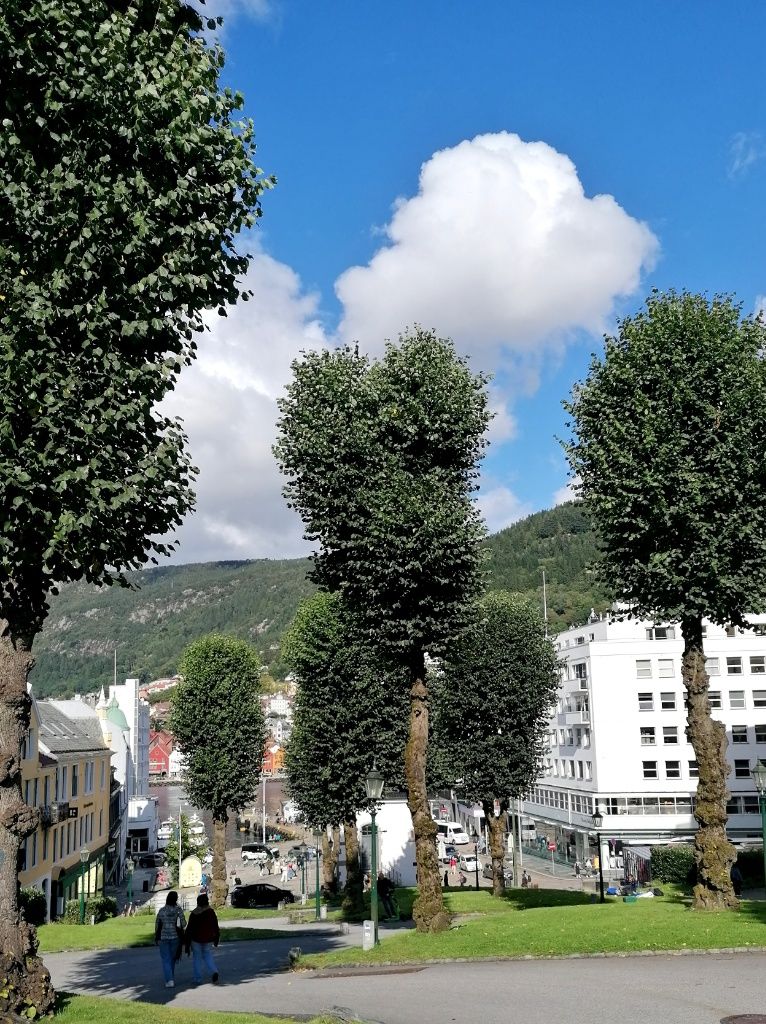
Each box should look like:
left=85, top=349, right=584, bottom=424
left=46, top=941, right=766, bottom=1024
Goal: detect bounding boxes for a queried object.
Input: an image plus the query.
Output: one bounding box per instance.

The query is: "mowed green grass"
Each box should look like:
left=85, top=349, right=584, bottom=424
left=38, top=908, right=292, bottom=954
left=56, top=993, right=341, bottom=1024
left=303, top=888, right=766, bottom=967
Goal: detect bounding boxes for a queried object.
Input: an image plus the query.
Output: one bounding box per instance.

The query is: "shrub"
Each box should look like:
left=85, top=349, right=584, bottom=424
left=19, top=887, right=47, bottom=927
left=63, top=895, right=118, bottom=924
left=650, top=843, right=695, bottom=883
left=734, top=847, right=764, bottom=886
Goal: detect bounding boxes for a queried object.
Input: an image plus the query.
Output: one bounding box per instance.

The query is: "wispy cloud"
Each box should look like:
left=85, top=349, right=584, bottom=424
left=727, top=132, right=766, bottom=180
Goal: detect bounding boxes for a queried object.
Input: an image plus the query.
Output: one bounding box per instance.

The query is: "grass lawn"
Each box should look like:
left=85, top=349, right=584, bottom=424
left=302, top=887, right=766, bottom=967
left=56, top=993, right=341, bottom=1024
left=38, top=913, right=291, bottom=954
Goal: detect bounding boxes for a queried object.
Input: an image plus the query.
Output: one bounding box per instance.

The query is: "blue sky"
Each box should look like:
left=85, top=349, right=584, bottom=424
left=168, top=0, right=766, bottom=562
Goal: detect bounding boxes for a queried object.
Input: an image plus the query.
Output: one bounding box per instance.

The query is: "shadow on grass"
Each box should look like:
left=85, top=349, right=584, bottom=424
left=498, top=888, right=595, bottom=910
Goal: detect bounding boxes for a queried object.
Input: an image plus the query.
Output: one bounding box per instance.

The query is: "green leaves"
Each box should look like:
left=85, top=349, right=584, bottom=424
left=563, top=290, right=766, bottom=627
left=0, top=0, right=272, bottom=635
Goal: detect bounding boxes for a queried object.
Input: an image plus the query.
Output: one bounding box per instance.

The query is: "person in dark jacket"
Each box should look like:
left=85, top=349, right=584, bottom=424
left=184, top=892, right=220, bottom=984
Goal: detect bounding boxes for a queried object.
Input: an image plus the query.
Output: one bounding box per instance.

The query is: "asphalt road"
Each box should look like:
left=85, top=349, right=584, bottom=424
left=47, top=938, right=766, bottom=1024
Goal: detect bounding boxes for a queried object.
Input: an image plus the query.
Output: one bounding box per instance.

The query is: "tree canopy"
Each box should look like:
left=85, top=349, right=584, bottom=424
left=172, top=633, right=265, bottom=905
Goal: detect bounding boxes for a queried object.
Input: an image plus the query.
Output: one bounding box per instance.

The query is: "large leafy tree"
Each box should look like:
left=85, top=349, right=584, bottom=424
left=431, top=591, right=559, bottom=895
left=172, top=635, right=265, bottom=906
left=275, top=328, right=490, bottom=931
left=282, top=593, right=408, bottom=910
left=564, top=290, right=766, bottom=910
left=0, top=0, right=268, bottom=1009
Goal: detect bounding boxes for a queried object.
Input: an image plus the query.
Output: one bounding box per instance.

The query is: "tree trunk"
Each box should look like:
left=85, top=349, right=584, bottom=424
left=211, top=814, right=227, bottom=908
left=483, top=800, right=508, bottom=897
left=404, top=653, right=449, bottom=933
left=0, top=624, right=55, bottom=1018
left=683, top=616, right=737, bottom=910
left=322, top=827, right=339, bottom=894
left=341, top=818, right=364, bottom=917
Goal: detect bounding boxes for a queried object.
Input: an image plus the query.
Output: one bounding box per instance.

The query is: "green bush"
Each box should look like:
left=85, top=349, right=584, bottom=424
left=19, top=886, right=47, bottom=926
left=63, top=895, right=118, bottom=924
left=650, top=844, right=695, bottom=883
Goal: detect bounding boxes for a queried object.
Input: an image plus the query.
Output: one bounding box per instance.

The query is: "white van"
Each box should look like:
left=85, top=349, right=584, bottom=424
left=435, top=820, right=470, bottom=846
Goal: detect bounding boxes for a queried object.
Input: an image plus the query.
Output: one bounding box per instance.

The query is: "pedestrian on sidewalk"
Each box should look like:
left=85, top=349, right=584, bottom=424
left=574, top=861, right=581, bottom=879
left=184, top=893, right=220, bottom=985
left=154, top=890, right=186, bottom=989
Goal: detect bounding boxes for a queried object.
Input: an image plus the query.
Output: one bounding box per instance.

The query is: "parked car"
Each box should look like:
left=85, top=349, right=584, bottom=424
left=230, top=883, right=295, bottom=909
left=240, top=843, right=278, bottom=862
left=482, top=857, right=513, bottom=882
left=440, top=844, right=458, bottom=865
left=287, top=844, right=318, bottom=862
left=458, top=854, right=479, bottom=873
left=136, top=852, right=166, bottom=869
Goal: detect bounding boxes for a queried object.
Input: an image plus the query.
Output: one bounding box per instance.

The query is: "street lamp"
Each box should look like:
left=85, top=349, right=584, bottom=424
left=313, top=826, right=322, bottom=921
left=471, top=829, right=480, bottom=890
left=126, top=857, right=135, bottom=906
left=365, top=765, right=385, bottom=947
left=751, top=760, right=766, bottom=888
left=591, top=807, right=605, bottom=904
left=298, top=842, right=307, bottom=899
left=79, top=846, right=90, bottom=924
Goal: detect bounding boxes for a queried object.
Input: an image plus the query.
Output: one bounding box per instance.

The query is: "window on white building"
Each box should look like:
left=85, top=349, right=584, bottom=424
left=732, top=725, right=748, bottom=744
left=726, top=625, right=737, bottom=637
left=734, top=759, right=751, bottom=778
left=665, top=761, right=681, bottom=779
left=663, top=726, right=678, bottom=744
left=660, top=692, right=676, bottom=710
left=566, top=729, right=574, bottom=746
left=646, top=625, right=675, bottom=640
left=638, top=692, right=654, bottom=711
left=756, top=725, right=766, bottom=743
left=751, top=656, right=765, bottom=674
left=727, top=657, right=743, bottom=675
left=642, top=761, right=658, bottom=779
left=729, top=690, right=746, bottom=709
left=743, top=796, right=759, bottom=813
left=636, top=659, right=652, bottom=678
left=707, top=657, right=720, bottom=676
left=577, top=761, right=584, bottom=779
left=582, top=729, right=591, bottom=747
left=658, top=659, right=675, bottom=678
left=709, top=691, right=722, bottom=709
left=754, top=691, right=766, bottom=708
left=585, top=761, right=592, bottom=780
left=640, top=727, right=656, bottom=745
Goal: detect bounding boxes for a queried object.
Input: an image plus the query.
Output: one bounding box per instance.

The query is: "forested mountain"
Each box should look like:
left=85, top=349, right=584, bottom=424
left=31, top=502, right=610, bottom=697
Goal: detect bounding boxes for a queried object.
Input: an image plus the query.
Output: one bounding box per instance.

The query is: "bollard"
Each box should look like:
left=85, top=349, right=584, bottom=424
left=362, top=919, right=374, bottom=951
left=320, top=904, right=327, bottom=920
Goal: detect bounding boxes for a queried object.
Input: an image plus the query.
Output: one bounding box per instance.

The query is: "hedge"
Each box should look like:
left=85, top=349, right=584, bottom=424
left=650, top=843, right=695, bottom=883
left=19, top=887, right=47, bottom=927
left=63, top=895, right=118, bottom=924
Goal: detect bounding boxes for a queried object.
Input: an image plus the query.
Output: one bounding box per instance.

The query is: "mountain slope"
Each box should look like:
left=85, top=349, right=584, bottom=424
left=31, top=502, right=609, bottom=696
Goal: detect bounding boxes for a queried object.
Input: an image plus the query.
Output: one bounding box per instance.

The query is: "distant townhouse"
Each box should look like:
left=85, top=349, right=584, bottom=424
left=108, top=678, right=158, bottom=855
left=262, top=740, right=285, bottom=776
left=149, top=730, right=173, bottom=777
left=522, top=612, right=766, bottom=876
left=22, top=694, right=112, bottom=921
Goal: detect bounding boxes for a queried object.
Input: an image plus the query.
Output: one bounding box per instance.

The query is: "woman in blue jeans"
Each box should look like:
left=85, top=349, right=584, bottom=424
left=184, top=892, right=220, bottom=984
left=155, top=890, right=186, bottom=988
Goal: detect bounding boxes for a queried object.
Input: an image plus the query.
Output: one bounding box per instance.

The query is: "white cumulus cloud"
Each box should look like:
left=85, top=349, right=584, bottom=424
left=336, top=132, right=659, bottom=365
left=164, top=252, right=325, bottom=563
left=477, top=486, right=531, bottom=534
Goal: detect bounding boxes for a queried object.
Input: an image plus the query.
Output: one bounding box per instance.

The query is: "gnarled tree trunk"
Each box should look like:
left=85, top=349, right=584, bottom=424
left=483, top=800, right=508, bottom=897
left=405, top=653, right=448, bottom=932
left=0, top=624, right=55, bottom=1018
left=211, top=815, right=227, bottom=908
left=341, top=818, right=364, bottom=917
left=322, top=826, right=339, bottom=894
left=683, top=616, right=737, bottom=909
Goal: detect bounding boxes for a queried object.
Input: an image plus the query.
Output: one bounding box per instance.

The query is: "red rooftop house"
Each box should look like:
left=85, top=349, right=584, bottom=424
left=149, top=729, right=173, bottom=778
left=262, top=741, right=285, bottom=777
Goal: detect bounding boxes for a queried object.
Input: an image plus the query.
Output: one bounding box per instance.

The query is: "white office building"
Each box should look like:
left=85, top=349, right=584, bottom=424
left=523, top=612, right=766, bottom=875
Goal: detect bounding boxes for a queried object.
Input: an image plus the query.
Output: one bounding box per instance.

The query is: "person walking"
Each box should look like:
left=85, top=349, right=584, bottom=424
left=155, top=890, right=186, bottom=989
left=184, top=892, right=220, bottom=985
left=377, top=873, right=396, bottom=919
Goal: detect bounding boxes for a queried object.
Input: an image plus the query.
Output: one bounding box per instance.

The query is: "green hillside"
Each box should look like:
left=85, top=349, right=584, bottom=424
left=30, top=502, right=609, bottom=697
